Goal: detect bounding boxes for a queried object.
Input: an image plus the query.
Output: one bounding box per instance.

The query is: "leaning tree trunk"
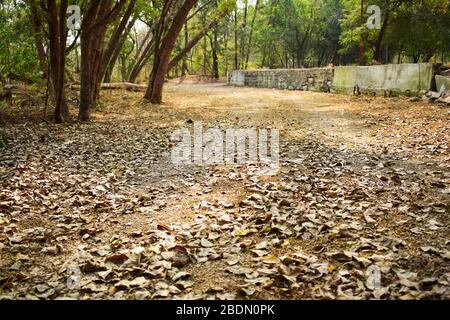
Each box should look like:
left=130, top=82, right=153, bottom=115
left=128, top=41, right=155, bottom=83
left=244, top=0, right=260, bottom=69
left=144, top=0, right=198, bottom=104
left=127, top=27, right=154, bottom=82
left=233, top=8, right=238, bottom=70
left=94, top=0, right=136, bottom=99
left=374, top=10, right=390, bottom=63
left=104, top=16, right=136, bottom=83
left=167, top=10, right=229, bottom=72
left=29, top=0, right=48, bottom=77
left=78, top=0, right=125, bottom=121
left=239, top=0, right=248, bottom=69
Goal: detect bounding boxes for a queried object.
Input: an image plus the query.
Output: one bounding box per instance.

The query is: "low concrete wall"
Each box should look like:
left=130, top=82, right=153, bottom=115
left=332, top=63, right=435, bottom=96
left=228, top=63, right=438, bottom=96
left=228, top=71, right=245, bottom=86
left=436, top=75, right=450, bottom=92
left=227, top=68, right=333, bottom=92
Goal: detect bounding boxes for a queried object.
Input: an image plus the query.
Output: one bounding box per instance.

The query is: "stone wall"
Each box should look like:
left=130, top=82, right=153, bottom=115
left=227, top=68, right=334, bottom=92
left=228, top=63, right=438, bottom=96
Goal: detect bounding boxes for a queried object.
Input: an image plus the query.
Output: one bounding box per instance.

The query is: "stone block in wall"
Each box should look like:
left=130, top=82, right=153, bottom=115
left=227, top=68, right=333, bottom=92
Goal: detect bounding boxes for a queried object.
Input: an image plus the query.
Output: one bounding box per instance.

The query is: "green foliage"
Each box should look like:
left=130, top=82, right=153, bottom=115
left=136, top=0, right=160, bottom=23
left=2, top=0, right=448, bottom=85
left=388, top=0, right=450, bottom=59
left=0, top=1, right=42, bottom=82
left=236, top=0, right=343, bottom=68
left=163, top=0, right=449, bottom=78
left=339, top=0, right=450, bottom=63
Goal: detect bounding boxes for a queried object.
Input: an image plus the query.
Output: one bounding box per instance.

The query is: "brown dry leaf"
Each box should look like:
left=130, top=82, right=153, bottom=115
left=105, top=253, right=128, bottom=265
left=261, top=255, right=280, bottom=265
left=234, top=228, right=258, bottom=237
left=1, top=85, right=449, bottom=300
left=200, top=238, right=215, bottom=248
left=172, top=271, right=191, bottom=282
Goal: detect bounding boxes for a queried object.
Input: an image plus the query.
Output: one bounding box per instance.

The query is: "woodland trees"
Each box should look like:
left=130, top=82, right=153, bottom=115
left=144, top=0, right=199, bottom=104
left=0, top=1, right=42, bottom=83
left=0, top=0, right=448, bottom=123
left=78, top=0, right=127, bottom=121
left=27, top=0, right=70, bottom=123
left=340, top=0, right=449, bottom=65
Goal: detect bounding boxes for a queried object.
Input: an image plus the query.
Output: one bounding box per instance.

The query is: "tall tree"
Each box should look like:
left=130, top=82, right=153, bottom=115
left=78, top=0, right=126, bottom=122
left=95, top=0, right=137, bottom=93
left=167, top=8, right=231, bottom=72
left=244, top=0, right=260, bottom=69
left=233, top=7, right=238, bottom=69
left=39, top=0, right=70, bottom=123
left=144, top=0, right=198, bottom=104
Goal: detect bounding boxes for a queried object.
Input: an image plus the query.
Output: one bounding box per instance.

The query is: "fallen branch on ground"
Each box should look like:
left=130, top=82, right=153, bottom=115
left=0, top=85, right=42, bottom=104
left=69, top=82, right=147, bottom=92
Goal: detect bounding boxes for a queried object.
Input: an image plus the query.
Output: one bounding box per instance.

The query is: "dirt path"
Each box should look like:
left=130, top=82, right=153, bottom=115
left=1, top=84, right=449, bottom=300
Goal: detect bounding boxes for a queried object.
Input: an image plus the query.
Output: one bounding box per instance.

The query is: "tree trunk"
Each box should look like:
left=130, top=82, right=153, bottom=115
left=359, top=0, right=365, bottom=66
left=79, top=0, right=125, bottom=121
left=104, top=63, right=113, bottom=83
left=96, top=0, right=136, bottom=96
left=128, top=41, right=155, bottom=83
left=144, top=0, right=198, bottom=104
left=181, top=22, right=189, bottom=77
left=234, top=8, right=238, bottom=70
left=167, top=10, right=228, bottom=72
left=127, top=27, right=153, bottom=81
left=44, top=0, right=69, bottom=123
left=29, top=0, right=48, bottom=77
left=239, top=0, right=248, bottom=69
left=423, top=50, right=435, bottom=62
left=210, top=31, right=219, bottom=80
left=224, top=27, right=228, bottom=75
left=103, top=15, right=137, bottom=83
left=244, top=0, right=260, bottom=69
left=261, top=0, right=275, bottom=68
left=374, top=9, right=390, bottom=63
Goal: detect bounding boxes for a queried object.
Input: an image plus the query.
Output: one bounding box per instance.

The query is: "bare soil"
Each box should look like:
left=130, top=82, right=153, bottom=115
left=0, top=84, right=448, bottom=300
